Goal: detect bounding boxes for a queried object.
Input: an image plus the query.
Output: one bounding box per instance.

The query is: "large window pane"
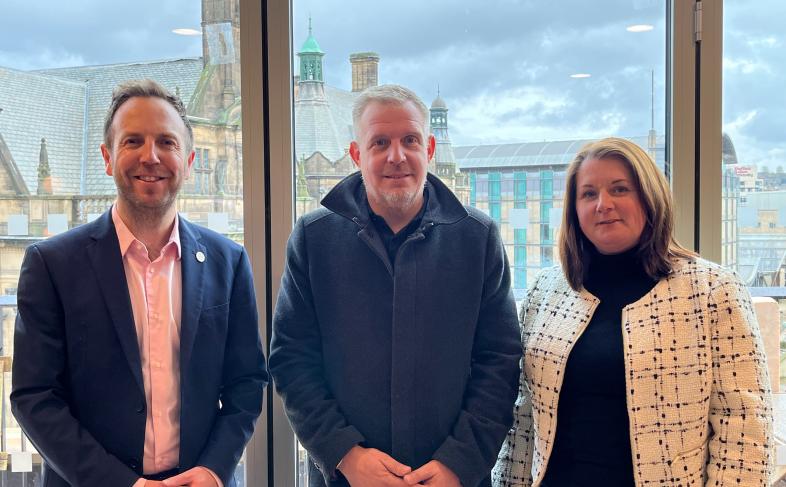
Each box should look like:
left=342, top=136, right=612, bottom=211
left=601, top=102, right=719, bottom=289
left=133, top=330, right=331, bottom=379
left=290, top=1, right=666, bottom=483
left=291, top=1, right=666, bottom=298
left=0, top=1, right=247, bottom=484
left=722, top=1, right=786, bottom=478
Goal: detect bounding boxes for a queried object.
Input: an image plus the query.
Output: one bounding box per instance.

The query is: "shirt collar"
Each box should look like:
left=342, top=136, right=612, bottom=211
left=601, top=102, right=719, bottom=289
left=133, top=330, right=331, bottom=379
left=111, top=204, right=182, bottom=260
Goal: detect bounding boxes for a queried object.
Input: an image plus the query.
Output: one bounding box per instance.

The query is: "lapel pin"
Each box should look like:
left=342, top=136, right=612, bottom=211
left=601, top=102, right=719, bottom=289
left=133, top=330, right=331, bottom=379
left=195, top=251, right=206, bottom=263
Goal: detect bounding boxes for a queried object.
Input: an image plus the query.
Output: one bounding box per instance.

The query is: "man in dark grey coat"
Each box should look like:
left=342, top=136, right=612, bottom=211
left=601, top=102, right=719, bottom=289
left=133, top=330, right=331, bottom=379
left=270, top=84, right=520, bottom=487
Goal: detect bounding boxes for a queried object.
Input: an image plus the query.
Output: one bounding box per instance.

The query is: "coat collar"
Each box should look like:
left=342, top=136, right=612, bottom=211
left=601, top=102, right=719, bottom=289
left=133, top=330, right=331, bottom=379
left=320, top=172, right=468, bottom=228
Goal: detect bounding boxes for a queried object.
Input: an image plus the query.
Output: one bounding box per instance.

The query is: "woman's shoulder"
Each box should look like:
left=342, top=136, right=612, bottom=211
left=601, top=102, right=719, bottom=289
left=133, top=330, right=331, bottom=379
left=668, top=255, right=745, bottom=289
left=529, top=265, right=571, bottom=292
left=523, top=265, right=585, bottom=308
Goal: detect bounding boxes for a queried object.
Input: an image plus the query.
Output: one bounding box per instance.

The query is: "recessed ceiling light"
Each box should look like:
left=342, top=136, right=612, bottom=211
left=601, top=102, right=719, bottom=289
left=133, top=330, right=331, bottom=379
left=172, top=28, right=202, bottom=36
left=626, top=24, right=654, bottom=32
left=570, top=73, right=591, bottom=79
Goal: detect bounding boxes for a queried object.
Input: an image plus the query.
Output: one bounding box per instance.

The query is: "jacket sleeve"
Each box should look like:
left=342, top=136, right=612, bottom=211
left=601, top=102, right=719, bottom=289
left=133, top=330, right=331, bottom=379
left=10, top=244, right=140, bottom=487
left=196, top=247, right=269, bottom=484
left=269, top=218, right=365, bottom=484
left=431, top=220, right=522, bottom=487
left=705, top=271, right=774, bottom=486
left=492, top=275, right=542, bottom=487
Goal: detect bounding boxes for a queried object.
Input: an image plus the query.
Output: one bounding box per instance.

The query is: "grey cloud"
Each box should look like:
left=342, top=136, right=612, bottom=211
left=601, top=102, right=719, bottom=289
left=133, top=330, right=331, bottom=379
left=1, top=0, right=780, bottom=165
left=2, top=0, right=201, bottom=68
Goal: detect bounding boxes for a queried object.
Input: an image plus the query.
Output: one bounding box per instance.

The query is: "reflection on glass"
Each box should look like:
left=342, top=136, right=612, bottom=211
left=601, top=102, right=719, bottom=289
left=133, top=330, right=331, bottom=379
left=291, top=1, right=666, bottom=483
left=0, top=0, right=246, bottom=485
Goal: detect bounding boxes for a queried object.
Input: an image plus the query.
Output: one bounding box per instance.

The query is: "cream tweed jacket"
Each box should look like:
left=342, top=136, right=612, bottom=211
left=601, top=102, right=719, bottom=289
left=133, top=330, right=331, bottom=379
left=493, top=257, right=773, bottom=486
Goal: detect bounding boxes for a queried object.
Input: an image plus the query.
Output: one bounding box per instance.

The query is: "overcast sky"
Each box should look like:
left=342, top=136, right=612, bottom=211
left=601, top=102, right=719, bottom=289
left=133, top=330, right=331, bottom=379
left=1, top=0, right=783, bottom=168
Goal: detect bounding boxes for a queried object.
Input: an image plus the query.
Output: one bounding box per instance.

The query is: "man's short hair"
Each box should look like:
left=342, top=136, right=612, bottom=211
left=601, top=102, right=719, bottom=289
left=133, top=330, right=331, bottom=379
left=352, top=84, right=430, bottom=139
left=103, top=79, right=193, bottom=151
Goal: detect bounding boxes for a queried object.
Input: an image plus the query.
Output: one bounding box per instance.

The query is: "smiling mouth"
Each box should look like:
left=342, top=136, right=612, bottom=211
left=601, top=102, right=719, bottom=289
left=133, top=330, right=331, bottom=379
left=385, top=174, right=410, bottom=179
left=598, top=219, right=621, bottom=225
left=135, top=175, right=166, bottom=182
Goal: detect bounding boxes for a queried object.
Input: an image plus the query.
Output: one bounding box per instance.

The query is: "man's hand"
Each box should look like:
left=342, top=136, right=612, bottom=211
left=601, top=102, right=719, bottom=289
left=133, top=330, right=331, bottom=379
left=338, top=445, right=412, bottom=486
left=403, top=460, right=460, bottom=486
left=162, top=467, right=219, bottom=487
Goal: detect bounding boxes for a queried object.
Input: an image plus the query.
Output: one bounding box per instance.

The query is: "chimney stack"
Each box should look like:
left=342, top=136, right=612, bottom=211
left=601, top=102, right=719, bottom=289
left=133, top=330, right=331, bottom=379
left=349, top=52, right=380, bottom=92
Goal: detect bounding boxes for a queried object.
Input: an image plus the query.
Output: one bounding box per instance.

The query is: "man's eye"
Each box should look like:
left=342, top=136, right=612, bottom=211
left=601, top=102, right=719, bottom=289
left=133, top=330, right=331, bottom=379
left=124, top=138, right=141, bottom=146
left=373, top=139, right=388, bottom=147
left=404, top=136, right=419, bottom=145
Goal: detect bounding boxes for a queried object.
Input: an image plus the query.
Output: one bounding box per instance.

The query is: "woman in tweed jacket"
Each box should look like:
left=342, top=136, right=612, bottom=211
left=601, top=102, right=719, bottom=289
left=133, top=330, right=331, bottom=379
left=493, top=137, right=773, bottom=486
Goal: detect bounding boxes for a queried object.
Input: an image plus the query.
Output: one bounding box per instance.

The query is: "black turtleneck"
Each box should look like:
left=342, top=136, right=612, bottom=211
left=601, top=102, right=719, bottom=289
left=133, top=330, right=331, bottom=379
left=542, top=247, right=657, bottom=487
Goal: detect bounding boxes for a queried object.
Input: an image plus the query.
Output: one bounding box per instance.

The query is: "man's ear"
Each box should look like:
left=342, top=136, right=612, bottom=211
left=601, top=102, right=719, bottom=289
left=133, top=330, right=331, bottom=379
left=427, top=134, right=436, bottom=161
left=349, top=141, right=361, bottom=168
left=101, top=143, right=113, bottom=176
left=185, top=149, right=195, bottom=178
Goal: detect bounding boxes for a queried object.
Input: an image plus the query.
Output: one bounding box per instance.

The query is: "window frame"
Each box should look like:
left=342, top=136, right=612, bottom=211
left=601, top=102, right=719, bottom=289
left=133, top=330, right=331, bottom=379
left=245, top=1, right=727, bottom=485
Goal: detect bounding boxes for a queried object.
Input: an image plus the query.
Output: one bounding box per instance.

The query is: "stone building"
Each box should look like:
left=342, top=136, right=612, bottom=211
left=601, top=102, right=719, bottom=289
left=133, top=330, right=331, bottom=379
left=0, top=1, right=247, bottom=364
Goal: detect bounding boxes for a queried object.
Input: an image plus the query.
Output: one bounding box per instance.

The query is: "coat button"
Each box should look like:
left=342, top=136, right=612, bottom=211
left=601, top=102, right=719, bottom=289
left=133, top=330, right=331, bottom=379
left=136, top=403, right=145, bottom=413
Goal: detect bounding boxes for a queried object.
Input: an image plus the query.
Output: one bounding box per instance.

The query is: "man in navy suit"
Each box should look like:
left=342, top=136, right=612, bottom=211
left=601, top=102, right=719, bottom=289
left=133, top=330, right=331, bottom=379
left=10, top=79, right=267, bottom=487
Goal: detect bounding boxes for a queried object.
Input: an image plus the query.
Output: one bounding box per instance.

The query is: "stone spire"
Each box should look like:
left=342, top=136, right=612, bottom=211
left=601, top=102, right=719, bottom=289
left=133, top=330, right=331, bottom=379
left=37, top=137, right=53, bottom=195
left=429, top=91, right=469, bottom=203
left=430, top=90, right=455, bottom=178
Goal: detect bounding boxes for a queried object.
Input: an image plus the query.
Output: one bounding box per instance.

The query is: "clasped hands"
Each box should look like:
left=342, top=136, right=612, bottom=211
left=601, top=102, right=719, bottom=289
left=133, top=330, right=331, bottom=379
left=145, top=466, right=219, bottom=487
left=338, top=445, right=460, bottom=486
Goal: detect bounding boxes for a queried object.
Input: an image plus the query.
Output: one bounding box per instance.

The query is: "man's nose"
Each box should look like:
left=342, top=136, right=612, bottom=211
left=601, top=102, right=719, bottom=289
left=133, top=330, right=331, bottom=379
left=387, top=141, right=406, bottom=164
left=140, top=139, right=161, bottom=164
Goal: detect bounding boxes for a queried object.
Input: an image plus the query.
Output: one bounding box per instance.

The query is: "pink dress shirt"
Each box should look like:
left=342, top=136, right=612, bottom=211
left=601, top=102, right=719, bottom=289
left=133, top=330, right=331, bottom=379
left=112, top=208, right=221, bottom=487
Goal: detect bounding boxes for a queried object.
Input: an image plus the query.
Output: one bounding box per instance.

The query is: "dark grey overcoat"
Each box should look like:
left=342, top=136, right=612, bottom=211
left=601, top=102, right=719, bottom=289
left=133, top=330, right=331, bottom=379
left=270, top=172, right=520, bottom=487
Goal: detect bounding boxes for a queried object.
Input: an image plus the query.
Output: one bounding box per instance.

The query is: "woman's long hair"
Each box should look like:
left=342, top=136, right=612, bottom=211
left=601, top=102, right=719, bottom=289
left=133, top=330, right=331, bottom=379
left=558, top=137, right=695, bottom=290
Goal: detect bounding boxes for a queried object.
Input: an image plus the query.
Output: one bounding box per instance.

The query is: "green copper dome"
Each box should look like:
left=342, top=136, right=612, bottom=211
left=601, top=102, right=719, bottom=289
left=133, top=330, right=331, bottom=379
left=300, top=35, right=323, bottom=54
left=299, top=17, right=323, bottom=54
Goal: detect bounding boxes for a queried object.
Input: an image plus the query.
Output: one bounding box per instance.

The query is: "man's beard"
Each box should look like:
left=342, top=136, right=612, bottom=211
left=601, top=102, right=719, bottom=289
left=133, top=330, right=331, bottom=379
left=376, top=182, right=424, bottom=212
left=115, top=179, right=179, bottom=226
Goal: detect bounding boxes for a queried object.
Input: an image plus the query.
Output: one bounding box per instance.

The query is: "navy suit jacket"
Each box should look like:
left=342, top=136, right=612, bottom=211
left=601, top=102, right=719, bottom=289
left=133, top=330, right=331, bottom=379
left=10, top=210, right=268, bottom=487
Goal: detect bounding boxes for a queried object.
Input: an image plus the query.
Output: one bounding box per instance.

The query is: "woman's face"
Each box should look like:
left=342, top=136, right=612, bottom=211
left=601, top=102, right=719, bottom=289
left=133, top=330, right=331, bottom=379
left=575, top=156, right=647, bottom=255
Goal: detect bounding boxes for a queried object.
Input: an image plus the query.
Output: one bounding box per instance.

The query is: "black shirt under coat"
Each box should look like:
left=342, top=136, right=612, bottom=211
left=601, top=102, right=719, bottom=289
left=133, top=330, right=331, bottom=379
left=542, top=246, right=657, bottom=487
left=367, top=186, right=429, bottom=265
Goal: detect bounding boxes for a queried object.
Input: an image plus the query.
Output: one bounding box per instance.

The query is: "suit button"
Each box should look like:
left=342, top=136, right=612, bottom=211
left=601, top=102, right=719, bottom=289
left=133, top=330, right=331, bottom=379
left=129, top=459, right=140, bottom=470
left=136, top=403, right=145, bottom=413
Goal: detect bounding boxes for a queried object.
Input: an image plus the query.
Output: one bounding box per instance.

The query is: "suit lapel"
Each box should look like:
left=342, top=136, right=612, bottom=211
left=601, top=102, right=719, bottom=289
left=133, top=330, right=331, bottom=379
left=86, top=211, right=144, bottom=394
left=178, top=218, right=205, bottom=376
